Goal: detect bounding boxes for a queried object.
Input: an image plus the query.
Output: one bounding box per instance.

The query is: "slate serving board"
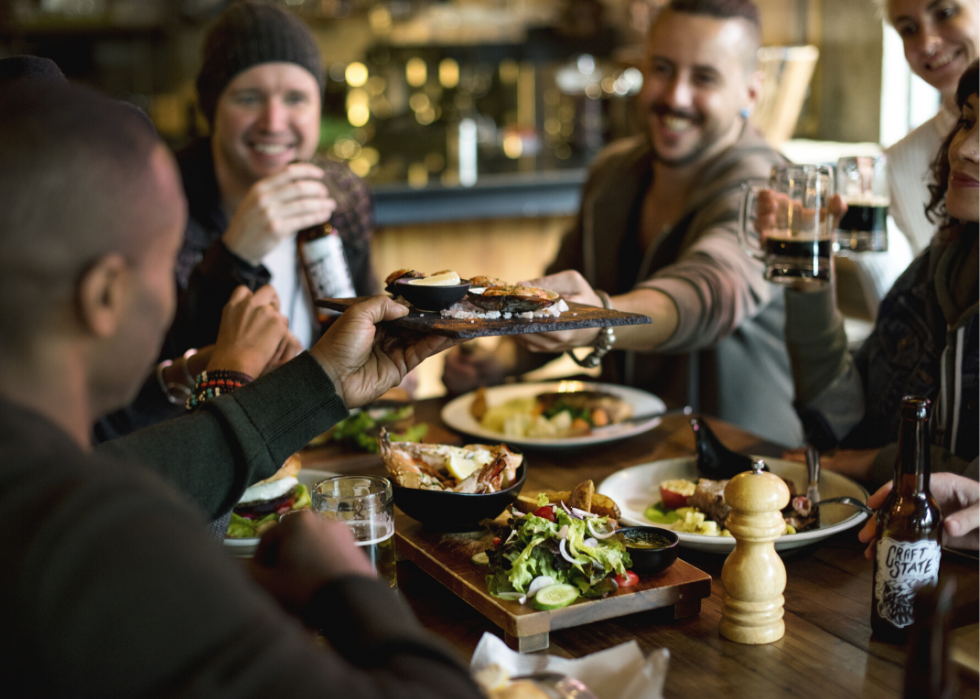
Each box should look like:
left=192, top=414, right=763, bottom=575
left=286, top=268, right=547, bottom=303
left=315, top=297, right=652, bottom=339
left=395, top=511, right=712, bottom=652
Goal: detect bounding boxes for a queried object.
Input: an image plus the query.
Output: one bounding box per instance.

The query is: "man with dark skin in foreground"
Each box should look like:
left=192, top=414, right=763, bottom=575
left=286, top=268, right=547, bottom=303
left=0, top=82, right=480, bottom=698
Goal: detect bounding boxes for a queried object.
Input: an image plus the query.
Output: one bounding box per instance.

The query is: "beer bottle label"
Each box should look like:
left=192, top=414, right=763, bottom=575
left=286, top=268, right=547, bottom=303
left=874, top=538, right=941, bottom=628
left=302, top=232, right=356, bottom=299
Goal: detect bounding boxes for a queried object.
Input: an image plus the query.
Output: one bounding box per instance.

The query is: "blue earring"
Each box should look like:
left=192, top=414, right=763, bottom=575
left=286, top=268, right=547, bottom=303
left=740, top=108, right=750, bottom=119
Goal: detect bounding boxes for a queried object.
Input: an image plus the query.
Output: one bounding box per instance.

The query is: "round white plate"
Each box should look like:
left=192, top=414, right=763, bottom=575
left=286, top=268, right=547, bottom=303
left=597, top=456, right=870, bottom=553
left=441, top=381, right=667, bottom=449
left=223, top=468, right=338, bottom=558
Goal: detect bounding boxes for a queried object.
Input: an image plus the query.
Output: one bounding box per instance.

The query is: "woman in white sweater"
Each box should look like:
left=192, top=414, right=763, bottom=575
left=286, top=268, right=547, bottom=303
left=846, top=0, right=977, bottom=311
left=883, top=0, right=977, bottom=253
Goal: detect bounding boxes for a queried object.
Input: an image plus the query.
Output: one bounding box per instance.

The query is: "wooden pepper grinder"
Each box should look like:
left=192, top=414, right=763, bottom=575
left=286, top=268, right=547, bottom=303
left=720, top=459, right=791, bottom=644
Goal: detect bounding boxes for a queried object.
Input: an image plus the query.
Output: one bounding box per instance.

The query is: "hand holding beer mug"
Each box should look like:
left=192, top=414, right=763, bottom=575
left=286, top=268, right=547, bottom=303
left=312, top=476, right=398, bottom=589
left=738, top=164, right=834, bottom=289
left=835, top=155, right=889, bottom=253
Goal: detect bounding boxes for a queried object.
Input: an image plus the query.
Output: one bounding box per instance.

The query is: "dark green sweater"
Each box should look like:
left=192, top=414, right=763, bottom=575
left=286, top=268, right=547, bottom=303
left=0, top=353, right=482, bottom=698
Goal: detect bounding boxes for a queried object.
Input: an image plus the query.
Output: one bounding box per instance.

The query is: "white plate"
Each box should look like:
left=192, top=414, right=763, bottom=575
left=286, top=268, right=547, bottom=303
left=597, top=456, right=870, bottom=553
left=441, top=381, right=667, bottom=449
left=223, top=468, right=338, bottom=558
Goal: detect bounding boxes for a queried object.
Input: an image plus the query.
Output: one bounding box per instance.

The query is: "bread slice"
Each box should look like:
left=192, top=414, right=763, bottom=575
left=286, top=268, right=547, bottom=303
left=513, top=485, right=620, bottom=520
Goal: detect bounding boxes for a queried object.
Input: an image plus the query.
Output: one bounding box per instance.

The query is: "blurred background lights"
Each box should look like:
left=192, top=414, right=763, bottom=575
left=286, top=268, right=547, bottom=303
left=345, top=62, right=368, bottom=87
left=502, top=133, right=523, bottom=159
left=406, top=58, right=427, bottom=87
left=438, top=58, right=459, bottom=89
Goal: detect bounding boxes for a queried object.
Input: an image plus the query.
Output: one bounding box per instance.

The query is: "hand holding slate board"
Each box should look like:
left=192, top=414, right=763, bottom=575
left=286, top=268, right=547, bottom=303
left=314, top=297, right=652, bottom=339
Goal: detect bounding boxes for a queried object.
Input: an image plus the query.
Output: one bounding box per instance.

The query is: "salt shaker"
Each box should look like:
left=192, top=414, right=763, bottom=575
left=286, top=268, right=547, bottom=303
left=720, top=459, right=790, bottom=644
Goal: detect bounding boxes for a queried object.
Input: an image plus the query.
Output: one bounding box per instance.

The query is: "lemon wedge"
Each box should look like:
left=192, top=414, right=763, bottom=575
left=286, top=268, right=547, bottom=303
left=408, top=270, right=461, bottom=287
left=444, top=446, right=494, bottom=481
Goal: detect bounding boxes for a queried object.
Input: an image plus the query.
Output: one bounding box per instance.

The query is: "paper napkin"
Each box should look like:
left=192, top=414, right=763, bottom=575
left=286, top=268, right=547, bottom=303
left=470, top=632, right=670, bottom=699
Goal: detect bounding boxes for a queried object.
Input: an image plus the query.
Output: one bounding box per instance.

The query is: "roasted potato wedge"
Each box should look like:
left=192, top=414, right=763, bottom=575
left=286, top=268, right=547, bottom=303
left=569, top=480, right=595, bottom=513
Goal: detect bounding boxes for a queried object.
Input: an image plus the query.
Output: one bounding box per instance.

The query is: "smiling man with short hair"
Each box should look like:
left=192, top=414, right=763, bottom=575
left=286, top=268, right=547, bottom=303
left=444, top=0, right=803, bottom=446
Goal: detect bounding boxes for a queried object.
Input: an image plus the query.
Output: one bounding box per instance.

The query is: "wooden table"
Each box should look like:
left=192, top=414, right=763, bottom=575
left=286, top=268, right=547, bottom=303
left=303, top=397, right=980, bottom=699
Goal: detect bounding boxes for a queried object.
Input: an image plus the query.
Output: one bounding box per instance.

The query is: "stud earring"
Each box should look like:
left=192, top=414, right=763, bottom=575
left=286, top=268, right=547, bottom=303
left=740, top=108, right=750, bottom=119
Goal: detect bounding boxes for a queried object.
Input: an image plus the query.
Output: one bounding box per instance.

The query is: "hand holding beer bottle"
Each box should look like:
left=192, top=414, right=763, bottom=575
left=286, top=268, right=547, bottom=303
left=868, top=396, right=943, bottom=644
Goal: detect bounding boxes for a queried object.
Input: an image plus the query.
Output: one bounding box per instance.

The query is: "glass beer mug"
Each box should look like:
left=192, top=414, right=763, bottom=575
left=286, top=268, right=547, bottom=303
left=835, top=155, right=889, bottom=253
left=737, top=164, right=835, bottom=288
left=312, top=476, right=398, bottom=589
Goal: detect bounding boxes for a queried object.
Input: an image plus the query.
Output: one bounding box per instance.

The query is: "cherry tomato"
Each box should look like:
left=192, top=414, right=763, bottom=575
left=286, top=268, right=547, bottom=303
left=533, top=505, right=557, bottom=522
left=492, top=537, right=501, bottom=547
left=614, top=571, right=639, bottom=587
left=659, top=480, right=694, bottom=510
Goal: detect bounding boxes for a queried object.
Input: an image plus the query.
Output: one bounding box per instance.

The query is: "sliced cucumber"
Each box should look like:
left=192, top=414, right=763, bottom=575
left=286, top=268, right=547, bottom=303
left=471, top=551, right=490, bottom=566
left=530, top=583, right=579, bottom=611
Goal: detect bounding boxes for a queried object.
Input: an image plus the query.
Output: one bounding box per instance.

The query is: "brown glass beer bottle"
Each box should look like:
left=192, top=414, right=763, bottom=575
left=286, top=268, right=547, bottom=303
left=871, top=396, right=943, bottom=644
left=298, top=222, right=356, bottom=325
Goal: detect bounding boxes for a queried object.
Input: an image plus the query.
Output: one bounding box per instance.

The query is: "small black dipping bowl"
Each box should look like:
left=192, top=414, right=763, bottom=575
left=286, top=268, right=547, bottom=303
left=392, top=278, right=471, bottom=312
left=618, top=525, right=680, bottom=576
left=393, top=461, right=526, bottom=532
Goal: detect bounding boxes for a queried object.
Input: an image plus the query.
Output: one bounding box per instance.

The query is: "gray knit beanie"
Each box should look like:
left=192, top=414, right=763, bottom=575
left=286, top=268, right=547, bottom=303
left=196, top=0, right=324, bottom=123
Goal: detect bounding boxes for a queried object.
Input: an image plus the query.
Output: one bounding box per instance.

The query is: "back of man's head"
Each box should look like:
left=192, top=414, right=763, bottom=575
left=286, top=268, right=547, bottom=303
left=655, top=0, right=762, bottom=70
left=196, top=0, right=324, bottom=123
left=0, top=82, right=161, bottom=353
left=0, top=55, right=66, bottom=85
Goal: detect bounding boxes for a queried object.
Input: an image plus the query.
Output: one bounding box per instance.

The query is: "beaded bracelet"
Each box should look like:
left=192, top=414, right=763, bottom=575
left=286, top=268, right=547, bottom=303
left=186, top=369, right=255, bottom=411
left=567, top=290, right=617, bottom=369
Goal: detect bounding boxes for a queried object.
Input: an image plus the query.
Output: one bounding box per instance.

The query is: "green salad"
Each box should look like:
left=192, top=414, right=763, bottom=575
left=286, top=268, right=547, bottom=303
left=329, top=405, right=427, bottom=453
left=484, top=494, right=631, bottom=602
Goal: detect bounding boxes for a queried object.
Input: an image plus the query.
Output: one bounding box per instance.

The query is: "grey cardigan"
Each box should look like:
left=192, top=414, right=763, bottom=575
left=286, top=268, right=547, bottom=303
left=548, top=126, right=803, bottom=446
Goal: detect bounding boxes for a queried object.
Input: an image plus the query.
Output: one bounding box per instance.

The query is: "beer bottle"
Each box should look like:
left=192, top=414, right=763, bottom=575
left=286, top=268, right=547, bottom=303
left=871, top=396, right=943, bottom=644
left=298, top=222, right=356, bottom=326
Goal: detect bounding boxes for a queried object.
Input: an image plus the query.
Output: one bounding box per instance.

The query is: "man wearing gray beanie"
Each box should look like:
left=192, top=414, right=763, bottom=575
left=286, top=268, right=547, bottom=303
left=164, top=0, right=378, bottom=366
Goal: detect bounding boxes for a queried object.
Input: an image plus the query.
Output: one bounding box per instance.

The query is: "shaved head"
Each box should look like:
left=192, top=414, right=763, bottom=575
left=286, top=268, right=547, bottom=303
left=0, top=82, right=174, bottom=352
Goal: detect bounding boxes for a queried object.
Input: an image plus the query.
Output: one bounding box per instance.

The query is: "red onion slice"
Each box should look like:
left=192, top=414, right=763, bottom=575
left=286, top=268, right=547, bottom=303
left=571, top=507, right=599, bottom=519
left=559, top=538, right=578, bottom=564
left=586, top=518, right=616, bottom=539
left=527, top=576, right=555, bottom=597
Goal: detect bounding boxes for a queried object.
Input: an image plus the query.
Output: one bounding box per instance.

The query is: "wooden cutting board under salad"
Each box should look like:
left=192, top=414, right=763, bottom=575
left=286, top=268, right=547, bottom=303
left=394, top=486, right=711, bottom=652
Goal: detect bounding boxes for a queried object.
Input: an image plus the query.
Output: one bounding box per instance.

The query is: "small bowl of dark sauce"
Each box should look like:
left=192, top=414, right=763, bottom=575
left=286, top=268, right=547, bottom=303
left=392, top=277, right=471, bottom=312
left=618, top=525, right=680, bottom=576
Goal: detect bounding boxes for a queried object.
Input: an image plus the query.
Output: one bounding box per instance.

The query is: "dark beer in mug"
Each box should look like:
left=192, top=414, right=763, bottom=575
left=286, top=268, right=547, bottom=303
left=763, top=234, right=833, bottom=284
left=836, top=198, right=889, bottom=253
left=871, top=396, right=943, bottom=644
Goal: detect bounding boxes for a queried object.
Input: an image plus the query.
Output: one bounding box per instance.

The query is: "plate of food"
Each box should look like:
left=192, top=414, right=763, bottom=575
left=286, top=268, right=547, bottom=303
left=315, top=270, right=651, bottom=339
left=380, top=429, right=528, bottom=531
left=223, top=458, right=338, bottom=558
left=394, top=479, right=712, bottom=649
left=441, top=381, right=667, bottom=448
left=597, top=456, right=870, bottom=553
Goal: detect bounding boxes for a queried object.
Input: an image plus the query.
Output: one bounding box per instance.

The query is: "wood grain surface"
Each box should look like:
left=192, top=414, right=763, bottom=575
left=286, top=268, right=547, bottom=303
left=314, top=297, right=651, bottom=338
left=395, top=513, right=711, bottom=641
left=301, top=396, right=980, bottom=699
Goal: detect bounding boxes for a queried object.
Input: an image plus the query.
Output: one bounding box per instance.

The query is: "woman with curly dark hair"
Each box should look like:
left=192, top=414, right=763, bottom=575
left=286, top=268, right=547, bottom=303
left=782, top=60, right=978, bottom=487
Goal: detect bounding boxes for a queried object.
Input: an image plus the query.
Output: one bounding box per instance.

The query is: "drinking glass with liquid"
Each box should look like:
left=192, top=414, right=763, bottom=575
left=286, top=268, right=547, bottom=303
left=737, top=164, right=835, bottom=288
left=835, top=155, right=889, bottom=253
left=312, top=476, right=397, bottom=589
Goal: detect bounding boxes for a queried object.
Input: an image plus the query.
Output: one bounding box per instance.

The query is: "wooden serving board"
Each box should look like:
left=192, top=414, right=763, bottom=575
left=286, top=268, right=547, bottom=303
left=395, top=512, right=712, bottom=652
left=315, top=297, right=651, bottom=339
